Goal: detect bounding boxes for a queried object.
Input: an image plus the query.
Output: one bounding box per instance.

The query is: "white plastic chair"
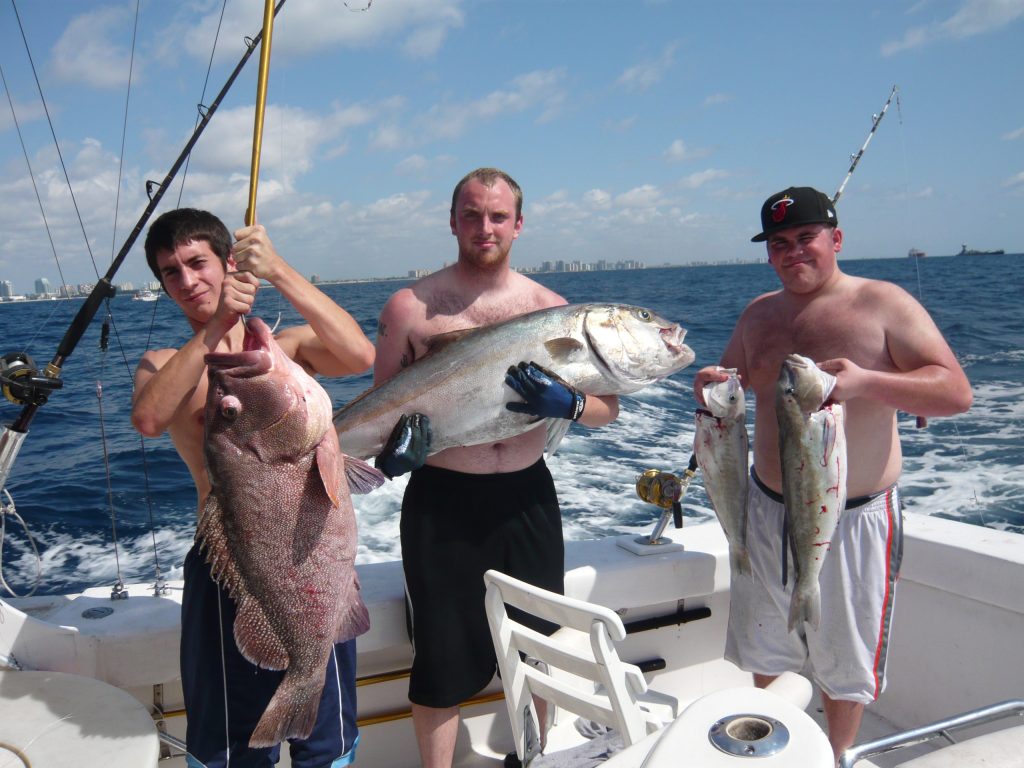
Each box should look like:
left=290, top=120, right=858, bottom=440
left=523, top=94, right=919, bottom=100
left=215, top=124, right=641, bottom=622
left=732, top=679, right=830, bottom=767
left=483, top=569, right=678, bottom=766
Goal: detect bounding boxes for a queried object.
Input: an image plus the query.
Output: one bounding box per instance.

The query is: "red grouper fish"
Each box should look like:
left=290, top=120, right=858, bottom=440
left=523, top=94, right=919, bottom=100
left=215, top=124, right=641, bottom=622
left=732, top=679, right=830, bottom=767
left=199, top=316, right=371, bottom=747
left=775, top=353, right=847, bottom=633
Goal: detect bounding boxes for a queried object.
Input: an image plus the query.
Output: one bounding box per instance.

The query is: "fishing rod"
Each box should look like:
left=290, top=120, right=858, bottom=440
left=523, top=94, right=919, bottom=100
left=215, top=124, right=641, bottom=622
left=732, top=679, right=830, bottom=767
left=833, top=84, right=898, bottom=206
left=0, top=0, right=287, bottom=492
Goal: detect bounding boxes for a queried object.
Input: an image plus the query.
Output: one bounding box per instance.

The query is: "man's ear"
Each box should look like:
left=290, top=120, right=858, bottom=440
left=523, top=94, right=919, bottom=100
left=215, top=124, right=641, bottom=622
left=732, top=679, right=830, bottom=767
left=512, top=215, right=524, bottom=240
left=226, top=254, right=238, bottom=272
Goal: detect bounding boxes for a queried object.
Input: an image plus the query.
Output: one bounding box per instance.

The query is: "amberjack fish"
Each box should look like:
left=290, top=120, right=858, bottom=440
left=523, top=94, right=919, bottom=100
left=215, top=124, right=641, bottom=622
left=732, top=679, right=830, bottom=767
left=200, top=317, right=375, bottom=747
left=334, top=303, right=695, bottom=459
left=694, top=369, right=751, bottom=577
left=776, top=353, right=847, bottom=633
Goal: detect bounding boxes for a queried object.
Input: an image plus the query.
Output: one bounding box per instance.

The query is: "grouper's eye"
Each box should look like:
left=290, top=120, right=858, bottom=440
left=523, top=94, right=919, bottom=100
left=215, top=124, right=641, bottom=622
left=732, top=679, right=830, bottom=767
left=635, top=308, right=652, bottom=322
left=220, top=395, right=242, bottom=421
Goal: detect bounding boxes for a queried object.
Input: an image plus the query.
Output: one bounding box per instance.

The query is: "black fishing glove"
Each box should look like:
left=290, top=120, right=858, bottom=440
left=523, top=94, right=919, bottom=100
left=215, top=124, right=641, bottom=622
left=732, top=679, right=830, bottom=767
left=375, top=413, right=432, bottom=479
left=505, top=361, right=586, bottom=421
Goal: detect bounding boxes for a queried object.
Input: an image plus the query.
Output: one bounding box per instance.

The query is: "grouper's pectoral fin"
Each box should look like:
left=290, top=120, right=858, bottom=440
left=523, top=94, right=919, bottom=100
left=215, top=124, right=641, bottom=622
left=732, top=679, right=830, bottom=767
left=315, top=435, right=344, bottom=508
left=343, top=454, right=387, bottom=494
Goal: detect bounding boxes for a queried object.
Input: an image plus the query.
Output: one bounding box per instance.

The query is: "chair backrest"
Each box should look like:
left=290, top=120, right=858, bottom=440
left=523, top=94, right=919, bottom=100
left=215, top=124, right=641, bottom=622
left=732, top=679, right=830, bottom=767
left=483, top=569, right=658, bottom=763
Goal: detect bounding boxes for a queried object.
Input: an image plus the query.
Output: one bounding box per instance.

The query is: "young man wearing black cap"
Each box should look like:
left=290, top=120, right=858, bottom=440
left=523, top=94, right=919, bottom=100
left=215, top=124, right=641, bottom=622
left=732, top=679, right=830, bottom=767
left=693, top=186, right=972, bottom=762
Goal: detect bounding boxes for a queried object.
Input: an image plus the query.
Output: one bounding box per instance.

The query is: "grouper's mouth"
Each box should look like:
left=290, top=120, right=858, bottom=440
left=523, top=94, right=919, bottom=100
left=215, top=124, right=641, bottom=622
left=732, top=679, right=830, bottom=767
left=204, top=317, right=274, bottom=374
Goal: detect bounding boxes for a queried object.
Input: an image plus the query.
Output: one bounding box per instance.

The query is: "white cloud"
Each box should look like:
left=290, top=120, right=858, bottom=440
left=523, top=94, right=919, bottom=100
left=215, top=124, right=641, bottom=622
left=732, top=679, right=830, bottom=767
left=665, top=139, right=691, bottom=162
left=703, top=93, right=731, bottom=107
left=187, top=103, right=375, bottom=183
left=664, top=139, right=710, bottom=163
left=51, top=6, right=137, bottom=89
left=681, top=169, right=729, bottom=189
left=1002, top=126, right=1024, bottom=140
left=583, top=189, right=612, bottom=210
left=616, top=44, right=678, bottom=92
left=184, top=0, right=466, bottom=64
left=882, top=0, right=1024, bottom=55
left=1002, top=171, right=1024, bottom=189
left=370, top=69, right=567, bottom=150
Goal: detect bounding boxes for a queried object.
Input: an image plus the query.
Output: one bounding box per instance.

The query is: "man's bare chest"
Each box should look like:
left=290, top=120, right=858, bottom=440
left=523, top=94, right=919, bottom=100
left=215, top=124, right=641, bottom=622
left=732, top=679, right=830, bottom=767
left=746, top=308, right=888, bottom=381
left=414, top=299, right=540, bottom=357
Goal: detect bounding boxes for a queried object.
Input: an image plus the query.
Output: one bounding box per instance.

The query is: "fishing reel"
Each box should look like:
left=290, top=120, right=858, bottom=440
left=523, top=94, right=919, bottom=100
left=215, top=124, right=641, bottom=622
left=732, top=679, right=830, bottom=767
left=633, top=456, right=699, bottom=545
left=0, top=352, right=63, bottom=407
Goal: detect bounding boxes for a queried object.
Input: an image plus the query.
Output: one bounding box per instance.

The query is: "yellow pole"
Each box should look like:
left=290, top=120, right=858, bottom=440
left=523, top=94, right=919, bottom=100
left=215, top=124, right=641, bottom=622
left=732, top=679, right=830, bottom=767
left=245, top=0, right=276, bottom=226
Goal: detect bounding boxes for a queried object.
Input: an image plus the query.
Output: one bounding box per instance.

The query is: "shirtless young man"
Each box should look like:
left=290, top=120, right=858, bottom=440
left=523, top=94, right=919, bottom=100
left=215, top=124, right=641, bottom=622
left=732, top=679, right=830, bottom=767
left=372, top=168, right=619, bottom=768
left=131, top=208, right=375, bottom=768
left=693, top=187, right=972, bottom=763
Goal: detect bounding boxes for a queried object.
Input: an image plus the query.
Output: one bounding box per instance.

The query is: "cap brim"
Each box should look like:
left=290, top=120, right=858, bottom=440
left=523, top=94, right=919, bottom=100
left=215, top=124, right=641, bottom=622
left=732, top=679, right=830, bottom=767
left=751, top=232, right=769, bottom=243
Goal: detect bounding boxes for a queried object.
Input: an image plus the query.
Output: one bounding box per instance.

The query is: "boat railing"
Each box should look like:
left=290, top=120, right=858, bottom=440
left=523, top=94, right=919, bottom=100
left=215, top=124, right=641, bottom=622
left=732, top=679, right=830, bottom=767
left=839, top=699, right=1024, bottom=767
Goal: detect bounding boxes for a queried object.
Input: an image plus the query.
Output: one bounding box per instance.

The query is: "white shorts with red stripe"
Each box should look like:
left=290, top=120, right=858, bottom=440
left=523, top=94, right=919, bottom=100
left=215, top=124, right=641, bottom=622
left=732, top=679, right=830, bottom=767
left=725, top=469, right=903, bottom=704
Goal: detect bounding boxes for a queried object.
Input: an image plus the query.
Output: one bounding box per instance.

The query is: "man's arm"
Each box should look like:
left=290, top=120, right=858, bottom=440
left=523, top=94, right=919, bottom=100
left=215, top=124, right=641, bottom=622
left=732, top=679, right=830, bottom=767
left=233, top=224, right=374, bottom=377
left=820, top=283, right=972, bottom=417
left=373, top=289, right=419, bottom=385
left=130, top=272, right=258, bottom=438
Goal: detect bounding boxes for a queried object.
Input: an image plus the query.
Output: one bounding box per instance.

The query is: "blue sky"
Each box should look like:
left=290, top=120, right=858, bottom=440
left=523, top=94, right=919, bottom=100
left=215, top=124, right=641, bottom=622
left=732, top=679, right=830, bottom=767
left=1, top=0, right=1022, bottom=289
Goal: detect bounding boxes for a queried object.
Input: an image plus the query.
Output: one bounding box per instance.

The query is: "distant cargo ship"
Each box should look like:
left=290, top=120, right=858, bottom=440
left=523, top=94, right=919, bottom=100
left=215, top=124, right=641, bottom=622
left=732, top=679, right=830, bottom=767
left=958, top=244, right=1005, bottom=256
left=908, top=248, right=926, bottom=258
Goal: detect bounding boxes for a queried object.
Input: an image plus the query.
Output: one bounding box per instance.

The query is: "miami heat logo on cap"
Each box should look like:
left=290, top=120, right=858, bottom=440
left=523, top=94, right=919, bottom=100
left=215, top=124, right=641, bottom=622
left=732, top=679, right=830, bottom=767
left=770, top=194, right=794, bottom=223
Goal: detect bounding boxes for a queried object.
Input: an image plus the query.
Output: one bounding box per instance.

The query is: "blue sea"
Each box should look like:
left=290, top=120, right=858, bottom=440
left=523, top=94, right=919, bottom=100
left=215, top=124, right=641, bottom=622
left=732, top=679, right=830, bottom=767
left=1, top=254, right=1021, bottom=596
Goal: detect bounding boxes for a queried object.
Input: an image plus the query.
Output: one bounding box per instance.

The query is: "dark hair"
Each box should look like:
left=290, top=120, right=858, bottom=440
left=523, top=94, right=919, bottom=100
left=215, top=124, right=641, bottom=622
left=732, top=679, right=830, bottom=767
left=450, top=167, right=523, bottom=220
left=144, top=208, right=231, bottom=285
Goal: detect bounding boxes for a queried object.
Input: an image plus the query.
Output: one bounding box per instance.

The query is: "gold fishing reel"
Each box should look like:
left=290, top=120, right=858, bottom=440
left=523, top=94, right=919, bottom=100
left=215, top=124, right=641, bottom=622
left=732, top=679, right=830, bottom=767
left=632, top=456, right=699, bottom=545
left=635, top=469, right=684, bottom=509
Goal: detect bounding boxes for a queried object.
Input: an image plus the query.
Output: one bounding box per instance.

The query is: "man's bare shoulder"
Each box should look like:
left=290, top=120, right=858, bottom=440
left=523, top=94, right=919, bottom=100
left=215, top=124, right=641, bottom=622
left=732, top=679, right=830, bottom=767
left=136, top=346, right=178, bottom=374
left=738, top=288, right=783, bottom=323
left=511, top=271, right=567, bottom=311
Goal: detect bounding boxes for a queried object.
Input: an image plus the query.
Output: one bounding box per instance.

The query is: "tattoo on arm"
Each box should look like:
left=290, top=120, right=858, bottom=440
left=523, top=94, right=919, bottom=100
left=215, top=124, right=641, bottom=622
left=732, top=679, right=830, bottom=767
left=400, top=353, right=410, bottom=369
left=377, top=320, right=387, bottom=338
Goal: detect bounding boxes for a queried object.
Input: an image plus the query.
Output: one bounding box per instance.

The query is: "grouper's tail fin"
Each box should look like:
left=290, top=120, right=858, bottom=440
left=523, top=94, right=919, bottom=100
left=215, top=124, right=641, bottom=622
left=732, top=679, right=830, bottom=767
left=249, top=672, right=323, bottom=748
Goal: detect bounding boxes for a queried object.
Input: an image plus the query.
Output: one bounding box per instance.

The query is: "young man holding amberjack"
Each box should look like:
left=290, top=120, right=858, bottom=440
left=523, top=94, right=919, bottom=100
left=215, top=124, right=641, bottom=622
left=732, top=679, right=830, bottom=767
left=370, top=168, right=621, bottom=768
left=693, top=186, right=972, bottom=762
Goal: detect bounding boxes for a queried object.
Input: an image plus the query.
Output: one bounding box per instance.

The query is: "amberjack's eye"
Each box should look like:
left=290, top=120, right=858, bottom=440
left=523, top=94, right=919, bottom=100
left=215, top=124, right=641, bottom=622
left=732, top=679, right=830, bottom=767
left=636, top=309, right=652, bottom=321
left=221, top=395, right=242, bottom=420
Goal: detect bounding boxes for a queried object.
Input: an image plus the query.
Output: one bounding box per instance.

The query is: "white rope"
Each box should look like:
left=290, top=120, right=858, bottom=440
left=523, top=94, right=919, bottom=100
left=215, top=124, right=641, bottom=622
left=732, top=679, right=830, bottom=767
left=0, top=488, right=41, bottom=598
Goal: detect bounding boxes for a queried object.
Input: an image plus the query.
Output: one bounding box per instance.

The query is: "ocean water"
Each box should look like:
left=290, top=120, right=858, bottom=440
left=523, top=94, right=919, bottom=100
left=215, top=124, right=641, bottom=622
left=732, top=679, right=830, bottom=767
left=0, top=254, right=1020, bottom=596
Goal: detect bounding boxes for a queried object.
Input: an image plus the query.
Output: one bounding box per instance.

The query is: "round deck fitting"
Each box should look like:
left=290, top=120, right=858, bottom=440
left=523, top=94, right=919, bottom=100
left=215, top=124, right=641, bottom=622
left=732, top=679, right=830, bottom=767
left=708, top=713, right=790, bottom=757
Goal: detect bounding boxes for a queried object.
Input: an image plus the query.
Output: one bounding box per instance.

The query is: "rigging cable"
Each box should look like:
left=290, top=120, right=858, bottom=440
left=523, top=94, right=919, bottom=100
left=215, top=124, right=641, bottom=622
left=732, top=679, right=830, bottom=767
left=9, top=0, right=102, bottom=282
left=0, top=1, right=288, bottom=598
left=176, top=0, right=229, bottom=207
left=0, top=57, right=70, bottom=298
left=892, top=94, right=980, bottom=513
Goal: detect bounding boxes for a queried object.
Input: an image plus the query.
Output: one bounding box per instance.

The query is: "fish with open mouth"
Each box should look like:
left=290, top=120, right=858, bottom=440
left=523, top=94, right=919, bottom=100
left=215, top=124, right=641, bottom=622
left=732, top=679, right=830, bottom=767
left=694, top=369, right=751, bottom=577
left=334, top=303, right=695, bottom=459
left=776, top=353, right=847, bottom=633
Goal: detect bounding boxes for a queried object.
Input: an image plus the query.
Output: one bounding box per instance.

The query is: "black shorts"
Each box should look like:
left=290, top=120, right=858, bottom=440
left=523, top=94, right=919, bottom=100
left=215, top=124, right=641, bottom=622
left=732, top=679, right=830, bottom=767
left=400, top=459, right=564, bottom=708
